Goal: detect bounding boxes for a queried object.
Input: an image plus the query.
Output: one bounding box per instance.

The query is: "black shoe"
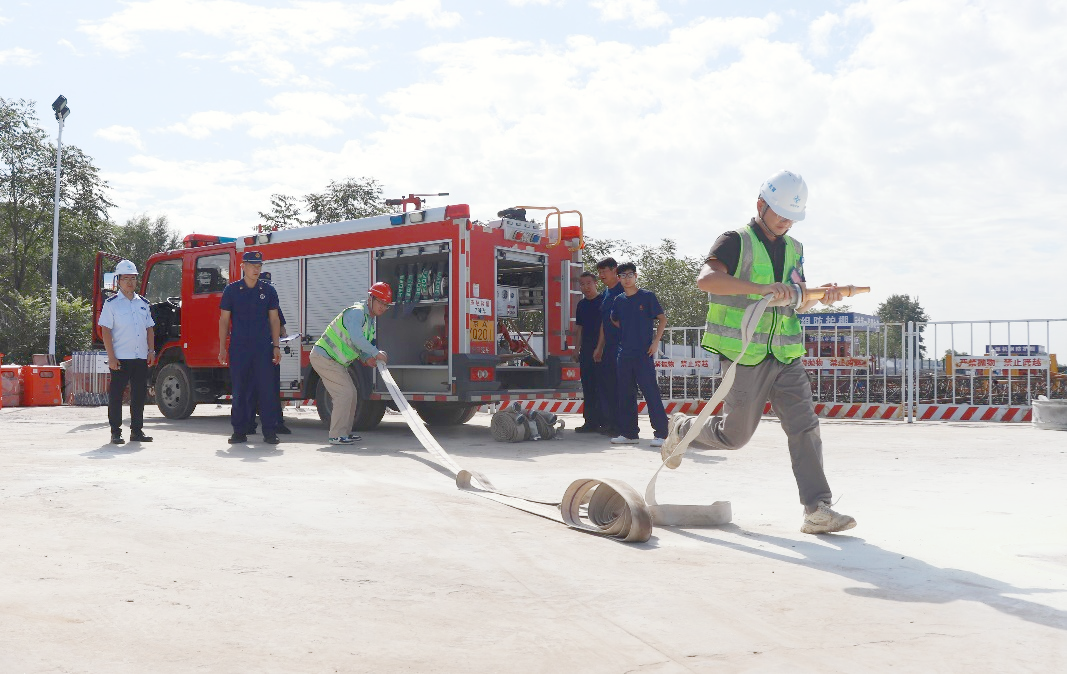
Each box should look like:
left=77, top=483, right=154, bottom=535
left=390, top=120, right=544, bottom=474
left=263, top=434, right=280, bottom=445
left=574, top=424, right=601, bottom=434
left=110, top=433, right=125, bottom=445
left=275, top=424, right=292, bottom=435
left=228, top=433, right=248, bottom=444
left=130, top=431, right=153, bottom=442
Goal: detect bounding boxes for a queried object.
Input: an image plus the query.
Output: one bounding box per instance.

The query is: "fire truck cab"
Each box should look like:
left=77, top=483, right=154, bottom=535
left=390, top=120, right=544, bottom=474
left=92, top=204, right=586, bottom=429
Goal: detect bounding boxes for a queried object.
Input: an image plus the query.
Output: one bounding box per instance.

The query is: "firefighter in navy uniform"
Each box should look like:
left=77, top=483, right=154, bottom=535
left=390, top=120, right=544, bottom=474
left=218, top=251, right=283, bottom=444
left=245, top=270, right=291, bottom=436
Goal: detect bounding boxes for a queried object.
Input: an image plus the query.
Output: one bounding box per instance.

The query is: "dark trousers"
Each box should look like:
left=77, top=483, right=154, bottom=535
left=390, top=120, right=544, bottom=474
left=579, top=355, right=602, bottom=428
left=108, top=358, right=148, bottom=434
left=248, top=362, right=284, bottom=433
left=597, top=345, right=619, bottom=434
left=230, top=344, right=279, bottom=435
left=616, top=353, right=669, bottom=440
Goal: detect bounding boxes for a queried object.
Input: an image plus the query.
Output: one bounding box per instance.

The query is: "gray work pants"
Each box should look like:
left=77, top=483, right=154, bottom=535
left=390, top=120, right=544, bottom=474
left=678, top=357, right=832, bottom=509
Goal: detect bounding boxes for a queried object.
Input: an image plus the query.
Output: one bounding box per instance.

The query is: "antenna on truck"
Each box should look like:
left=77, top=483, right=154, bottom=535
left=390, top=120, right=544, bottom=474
left=385, top=192, right=449, bottom=212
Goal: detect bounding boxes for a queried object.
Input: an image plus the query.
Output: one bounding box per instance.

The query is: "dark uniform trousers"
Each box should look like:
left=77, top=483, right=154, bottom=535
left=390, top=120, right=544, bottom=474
left=108, top=359, right=148, bottom=434
left=597, top=341, right=620, bottom=434
left=579, top=354, right=603, bottom=428
left=230, top=341, right=279, bottom=435
left=616, top=353, right=668, bottom=440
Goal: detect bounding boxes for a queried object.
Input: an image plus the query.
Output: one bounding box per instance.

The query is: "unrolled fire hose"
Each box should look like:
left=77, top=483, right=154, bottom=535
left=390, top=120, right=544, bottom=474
left=378, top=283, right=869, bottom=544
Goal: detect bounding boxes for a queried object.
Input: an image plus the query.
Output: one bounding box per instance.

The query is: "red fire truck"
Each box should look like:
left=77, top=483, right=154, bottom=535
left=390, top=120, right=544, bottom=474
left=92, top=203, right=586, bottom=429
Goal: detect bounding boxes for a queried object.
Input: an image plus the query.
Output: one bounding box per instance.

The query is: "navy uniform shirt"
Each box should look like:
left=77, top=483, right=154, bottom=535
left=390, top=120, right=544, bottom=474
left=599, top=283, right=625, bottom=350
left=575, top=293, right=604, bottom=359
left=610, top=289, right=664, bottom=358
left=98, top=292, right=155, bottom=359
left=220, top=279, right=279, bottom=347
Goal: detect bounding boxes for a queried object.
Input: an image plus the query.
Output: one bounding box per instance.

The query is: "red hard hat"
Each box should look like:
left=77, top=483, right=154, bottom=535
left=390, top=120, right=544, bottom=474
left=369, top=281, right=393, bottom=304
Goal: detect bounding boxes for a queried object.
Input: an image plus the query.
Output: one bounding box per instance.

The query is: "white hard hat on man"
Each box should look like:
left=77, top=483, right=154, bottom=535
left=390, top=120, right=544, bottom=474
left=759, top=170, right=808, bottom=222
left=115, top=259, right=139, bottom=275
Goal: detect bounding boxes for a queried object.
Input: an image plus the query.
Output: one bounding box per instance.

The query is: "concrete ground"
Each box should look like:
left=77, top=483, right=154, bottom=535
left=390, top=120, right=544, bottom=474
left=1, top=403, right=1065, bottom=674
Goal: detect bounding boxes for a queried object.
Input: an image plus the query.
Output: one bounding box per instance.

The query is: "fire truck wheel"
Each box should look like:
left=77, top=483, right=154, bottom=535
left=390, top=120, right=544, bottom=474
left=314, top=378, right=386, bottom=431
left=155, top=362, right=197, bottom=419
left=412, top=402, right=479, bottom=426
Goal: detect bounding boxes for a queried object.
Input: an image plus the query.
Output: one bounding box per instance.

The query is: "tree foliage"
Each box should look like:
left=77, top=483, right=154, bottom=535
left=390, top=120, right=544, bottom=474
left=877, top=294, right=930, bottom=358
left=0, top=289, right=91, bottom=364
left=257, top=177, right=392, bottom=231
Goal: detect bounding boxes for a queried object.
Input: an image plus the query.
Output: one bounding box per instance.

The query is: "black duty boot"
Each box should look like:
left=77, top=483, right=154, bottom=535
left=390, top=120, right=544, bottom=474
left=130, top=430, right=153, bottom=442
left=263, top=434, right=280, bottom=445
left=228, top=432, right=248, bottom=444
left=111, top=432, right=125, bottom=445
left=275, top=424, right=292, bottom=435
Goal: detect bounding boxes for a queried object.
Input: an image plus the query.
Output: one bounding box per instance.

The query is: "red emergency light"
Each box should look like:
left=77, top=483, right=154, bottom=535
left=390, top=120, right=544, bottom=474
left=183, top=234, right=221, bottom=248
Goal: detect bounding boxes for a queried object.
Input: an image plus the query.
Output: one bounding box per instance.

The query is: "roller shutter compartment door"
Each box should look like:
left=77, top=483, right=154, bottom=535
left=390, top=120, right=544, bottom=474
left=305, top=252, right=371, bottom=340
left=261, top=259, right=302, bottom=390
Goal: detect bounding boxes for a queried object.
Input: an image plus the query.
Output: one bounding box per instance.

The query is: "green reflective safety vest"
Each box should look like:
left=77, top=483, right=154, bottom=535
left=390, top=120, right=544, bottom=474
left=701, top=225, right=807, bottom=365
left=315, top=303, right=376, bottom=367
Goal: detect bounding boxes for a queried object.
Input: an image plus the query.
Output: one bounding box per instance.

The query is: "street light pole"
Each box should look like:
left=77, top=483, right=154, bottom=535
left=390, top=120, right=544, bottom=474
left=48, top=95, right=70, bottom=364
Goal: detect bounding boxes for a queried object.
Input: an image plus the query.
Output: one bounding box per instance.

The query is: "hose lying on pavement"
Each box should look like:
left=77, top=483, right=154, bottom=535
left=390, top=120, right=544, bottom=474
left=375, top=293, right=777, bottom=543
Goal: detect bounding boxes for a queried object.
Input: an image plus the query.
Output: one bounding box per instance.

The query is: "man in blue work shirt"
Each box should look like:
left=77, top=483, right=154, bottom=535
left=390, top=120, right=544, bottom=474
left=609, top=261, right=669, bottom=446
left=573, top=271, right=604, bottom=433
left=246, top=271, right=291, bottom=436
left=219, top=251, right=282, bottom=444
left=98, top=259, right=156, bottom=445
left=592, top=257, right=624, bottom=437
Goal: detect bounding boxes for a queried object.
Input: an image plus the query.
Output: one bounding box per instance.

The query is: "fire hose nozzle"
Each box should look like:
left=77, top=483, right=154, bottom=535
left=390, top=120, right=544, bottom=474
left=766, top=284, right=870, bottom=309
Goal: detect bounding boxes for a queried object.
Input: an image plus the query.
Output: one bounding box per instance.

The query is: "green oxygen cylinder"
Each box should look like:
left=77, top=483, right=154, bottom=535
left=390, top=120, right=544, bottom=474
left=396, top=264, right=408, bottom=304
left=440, top=262, right=448, bottom=299
left=409, top=264, right=420, bottom=302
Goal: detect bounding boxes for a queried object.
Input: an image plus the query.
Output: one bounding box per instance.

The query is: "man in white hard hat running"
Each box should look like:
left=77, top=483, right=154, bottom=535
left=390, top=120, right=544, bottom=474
left=659, top=170, right=857, bottom=535
left=98, top=259, right=156, bottom=445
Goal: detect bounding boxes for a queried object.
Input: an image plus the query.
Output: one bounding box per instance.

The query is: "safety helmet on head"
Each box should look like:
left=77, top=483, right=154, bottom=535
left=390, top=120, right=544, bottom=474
left=369, top=281, right=393, bottom=304
left=115, top=260, right=138, bottom=275
left=759, top=170, right=808, bottom=222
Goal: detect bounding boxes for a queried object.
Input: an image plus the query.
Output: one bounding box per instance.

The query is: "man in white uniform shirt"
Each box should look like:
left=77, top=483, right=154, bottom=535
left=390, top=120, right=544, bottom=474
left=98, top=260, right=156, bottom=445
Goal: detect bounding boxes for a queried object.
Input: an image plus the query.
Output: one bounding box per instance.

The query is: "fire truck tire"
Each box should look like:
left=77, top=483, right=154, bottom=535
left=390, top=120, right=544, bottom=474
left=412, top=402, right=479, bottom=426
left=155, top=362, right=197, bottom=419
left=314, top=378, right=386, bottom=431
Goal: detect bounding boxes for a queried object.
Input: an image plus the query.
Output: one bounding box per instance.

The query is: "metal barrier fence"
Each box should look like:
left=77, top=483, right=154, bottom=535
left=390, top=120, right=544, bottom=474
left=903, top=319, right=1067, bottom=422
left=67, top=351, right=110, bottom=406
left=653, top=318, right=1066, bottom=421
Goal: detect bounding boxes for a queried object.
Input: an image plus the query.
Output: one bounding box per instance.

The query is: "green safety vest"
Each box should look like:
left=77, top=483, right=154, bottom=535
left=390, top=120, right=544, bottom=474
left=315, top=303, right=376, bottom=367
left=701, top=224, right=806, bottom=365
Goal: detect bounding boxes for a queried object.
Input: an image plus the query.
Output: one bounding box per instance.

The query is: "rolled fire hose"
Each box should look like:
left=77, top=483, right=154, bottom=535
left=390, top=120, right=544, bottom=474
left=376, top=284, right=857, bottom=543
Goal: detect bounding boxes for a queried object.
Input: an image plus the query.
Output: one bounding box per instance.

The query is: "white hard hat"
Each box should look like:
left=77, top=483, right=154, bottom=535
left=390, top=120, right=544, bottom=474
left=115, top=259, right=139, bottom=275
left=759, top=170, right=808, bottom=222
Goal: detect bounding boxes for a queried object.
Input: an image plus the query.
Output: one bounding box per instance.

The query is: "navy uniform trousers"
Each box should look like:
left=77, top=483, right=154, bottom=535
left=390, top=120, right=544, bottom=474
left=597, top=341, right=620, bottom=434
left=230, top=341, right=279, bottom=435
left=616, top=353, right=669, bottom=440
left=579, top=354, right=603, bottom=428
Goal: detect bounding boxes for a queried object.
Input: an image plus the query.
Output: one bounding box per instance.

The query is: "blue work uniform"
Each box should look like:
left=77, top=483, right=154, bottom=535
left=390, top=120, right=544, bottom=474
left=575, top=293, right=604, bottom=429
left=596, top=282, right=625, bottom=434
left=220, top=278, right=280, bottom=435
left=247, top=305, right=287, bottom=434
left=610, top=288, right=669, bottom=440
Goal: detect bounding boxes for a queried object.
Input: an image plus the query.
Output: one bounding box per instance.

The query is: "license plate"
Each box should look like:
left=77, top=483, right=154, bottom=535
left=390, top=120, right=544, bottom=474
left=469, top=319, right=494, bottom=343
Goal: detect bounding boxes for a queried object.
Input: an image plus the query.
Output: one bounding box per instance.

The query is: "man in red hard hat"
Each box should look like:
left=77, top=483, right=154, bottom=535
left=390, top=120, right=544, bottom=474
left=309, top=282, right=392, bottom=445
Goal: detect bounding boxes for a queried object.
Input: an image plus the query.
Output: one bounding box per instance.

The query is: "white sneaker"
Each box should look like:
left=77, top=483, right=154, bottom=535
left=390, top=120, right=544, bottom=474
left=610, top=435, right=639, bottom=445
left=801, top=501, right=857, bottom=534
left=649, top=437, right=664, bottom=448
left=329, top=436, right=357, bottom=445
left=660, top=412, right=688, bottom=469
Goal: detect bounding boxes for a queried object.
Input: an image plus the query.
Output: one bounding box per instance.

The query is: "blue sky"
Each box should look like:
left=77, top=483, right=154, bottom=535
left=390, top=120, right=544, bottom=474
left=3, top=0, right=1066, bottom=343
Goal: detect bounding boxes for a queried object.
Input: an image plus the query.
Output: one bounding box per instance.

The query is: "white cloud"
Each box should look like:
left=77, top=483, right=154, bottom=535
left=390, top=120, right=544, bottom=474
left=808, top=12, right=841, bottom=56
left=165, top=91, right=368, bottom=139
left=590, top=0, right=670, bottom=28
left=318, top=45, right=369, bottom=68
left=508, top=0, right=561, bottom=5
left=96, top=125, right=145, bottom=150
left=0, top=47, right=37, bottom=67
left=77, top=0, right=461, bottom=84
left=0, top=14, right=10, bottom=26
left=57, top=38, right=82, bottom=56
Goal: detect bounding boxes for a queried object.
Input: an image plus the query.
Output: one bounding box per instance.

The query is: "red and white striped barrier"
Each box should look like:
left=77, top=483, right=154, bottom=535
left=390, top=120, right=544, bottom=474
left=915, top=404, right=1032, bottom=422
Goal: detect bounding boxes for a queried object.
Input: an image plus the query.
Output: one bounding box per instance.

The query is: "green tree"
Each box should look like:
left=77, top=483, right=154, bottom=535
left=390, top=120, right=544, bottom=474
left=0, top=289, right=91, bottom=364
left=877, top=294, right=930, bottom=358
left=257, top=177, right=392, bottom=231
left=0, top=98, right=113, bottom=296
left=110, top=213, right=183, bottom=275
